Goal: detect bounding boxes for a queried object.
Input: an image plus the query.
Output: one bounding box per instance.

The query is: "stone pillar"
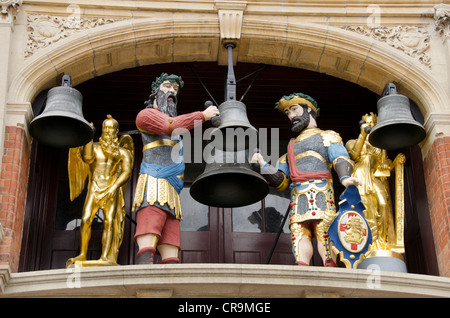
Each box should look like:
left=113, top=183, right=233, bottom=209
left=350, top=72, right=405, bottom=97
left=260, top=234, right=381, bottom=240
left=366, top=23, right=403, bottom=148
left=435, top=4, right=450, bottom=89
left=0, top=0, right=22, bottom=162
left=0, top=0, right=26, bottom=273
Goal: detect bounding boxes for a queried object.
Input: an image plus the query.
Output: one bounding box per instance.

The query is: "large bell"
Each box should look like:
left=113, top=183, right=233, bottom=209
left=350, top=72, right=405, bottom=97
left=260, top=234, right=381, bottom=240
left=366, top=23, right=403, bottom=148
left=368, top=83, right=426, bottom=150
left=190, top=42, right=269, bottom=207
left=190, top=102, right=268, bottom=207
left=29, top=75, right=95, bottom=148
left=190, top=148, right=269, bottom=207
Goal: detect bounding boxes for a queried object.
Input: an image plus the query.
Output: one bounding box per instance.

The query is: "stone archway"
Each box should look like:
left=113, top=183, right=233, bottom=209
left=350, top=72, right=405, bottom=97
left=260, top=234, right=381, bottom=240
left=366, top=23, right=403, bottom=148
left=5, top=16, right=449, bottom=275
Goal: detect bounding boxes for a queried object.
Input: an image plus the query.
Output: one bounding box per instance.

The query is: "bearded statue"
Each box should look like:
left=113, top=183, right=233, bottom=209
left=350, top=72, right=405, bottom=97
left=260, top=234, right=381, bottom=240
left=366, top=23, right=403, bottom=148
left=66, top=115, right=134, bottom=267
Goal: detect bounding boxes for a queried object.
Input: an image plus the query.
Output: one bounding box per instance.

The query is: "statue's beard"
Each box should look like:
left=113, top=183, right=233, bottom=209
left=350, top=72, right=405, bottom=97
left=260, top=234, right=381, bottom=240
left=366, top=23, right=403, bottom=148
left=291, top=110, right=310, bottom=133
left=155, top=90, right=178, bottom=117
left=99, top=133, right=119, bottom=159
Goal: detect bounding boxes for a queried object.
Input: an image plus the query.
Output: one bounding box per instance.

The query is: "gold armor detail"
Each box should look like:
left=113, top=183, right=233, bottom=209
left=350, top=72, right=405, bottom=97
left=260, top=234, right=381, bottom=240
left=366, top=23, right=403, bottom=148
left=294, top=128, right=321, bottom=143
left=132, top=174, right=148, bottom=212
left=294, top=128, right=342, bottom=147
left=147, top=175, right=158, bottom=205
left=288, top=180, right=337, bottom=261
left=288, top=179, right=336, bottom=225
left=142, top=139, right=179, bottom=152
left=132, top=174, right=183, bottom=220
left=332, top=155, right=354, bottom=169
left=321, top=130, right=342, bottom=147
left=275, top=174, right=290, bottom=192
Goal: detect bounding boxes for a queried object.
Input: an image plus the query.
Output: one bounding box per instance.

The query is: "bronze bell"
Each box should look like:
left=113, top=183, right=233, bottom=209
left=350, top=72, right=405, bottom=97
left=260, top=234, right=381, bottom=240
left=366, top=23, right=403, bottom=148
left=368, top=83, right=426, bottom=150
left=211, top=100, right=259, bottom=151
left=29, top=75, right=95, bottom=148
left=190, top=148, right=269, bottom=207
left=190, top=100, right=268, bottom=207
left=190, top=42, right=269, bottom=207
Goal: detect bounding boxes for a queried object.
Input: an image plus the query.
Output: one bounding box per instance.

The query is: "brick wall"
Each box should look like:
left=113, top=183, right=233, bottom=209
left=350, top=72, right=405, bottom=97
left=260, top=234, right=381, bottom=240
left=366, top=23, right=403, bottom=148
left=0, top=126, right=30, bottom=273
left=423, top=136, right=450, bottom=277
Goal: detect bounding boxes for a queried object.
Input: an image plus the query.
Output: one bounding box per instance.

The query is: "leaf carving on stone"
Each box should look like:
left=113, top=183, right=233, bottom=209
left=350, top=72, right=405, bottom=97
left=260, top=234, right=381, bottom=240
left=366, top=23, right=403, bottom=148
left=25, top=14, right=121, bottom=58
left=342, top=25, right=431, bottom=68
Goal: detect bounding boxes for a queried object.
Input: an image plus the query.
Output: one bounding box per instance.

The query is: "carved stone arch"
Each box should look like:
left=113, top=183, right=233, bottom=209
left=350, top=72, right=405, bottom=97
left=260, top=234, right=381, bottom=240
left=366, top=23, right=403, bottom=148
left=9, top=17, right=221, bottom=104
left=238, top=21, right=448, bottom=121
left=8, top=17, right=449, bottom=152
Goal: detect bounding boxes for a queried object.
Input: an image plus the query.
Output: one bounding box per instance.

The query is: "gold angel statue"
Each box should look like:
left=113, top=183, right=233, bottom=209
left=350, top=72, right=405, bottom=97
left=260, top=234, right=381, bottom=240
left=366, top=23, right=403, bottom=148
left=345, top=112, right=405, bottom=257
left=66, top=114, right=134, bottom=267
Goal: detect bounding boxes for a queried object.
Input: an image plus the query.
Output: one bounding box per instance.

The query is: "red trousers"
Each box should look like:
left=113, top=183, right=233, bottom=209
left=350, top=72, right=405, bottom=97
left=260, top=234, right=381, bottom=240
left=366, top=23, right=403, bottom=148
left=134, top=205, right=181, bottom=249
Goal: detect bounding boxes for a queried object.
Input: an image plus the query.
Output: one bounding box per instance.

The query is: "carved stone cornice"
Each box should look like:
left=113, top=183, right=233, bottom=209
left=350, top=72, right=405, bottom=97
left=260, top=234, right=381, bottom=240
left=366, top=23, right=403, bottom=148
left=25, top=14, right=123, bottom=58
left=434, top=4, right=450, bottom=38
left=0, top=0, right=22, bottom=24
left=0, top=265, right=10, bottom=294
left=215, top=0, right=247, bottom=65
left=343, top=25, right=431, bottom=68
left=215, top=0, right=247, bottom=42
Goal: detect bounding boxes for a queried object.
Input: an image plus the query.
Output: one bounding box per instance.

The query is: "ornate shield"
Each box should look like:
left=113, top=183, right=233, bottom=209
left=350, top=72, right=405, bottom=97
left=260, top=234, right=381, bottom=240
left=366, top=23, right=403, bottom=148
left=328, top=185, right=372, bottom=269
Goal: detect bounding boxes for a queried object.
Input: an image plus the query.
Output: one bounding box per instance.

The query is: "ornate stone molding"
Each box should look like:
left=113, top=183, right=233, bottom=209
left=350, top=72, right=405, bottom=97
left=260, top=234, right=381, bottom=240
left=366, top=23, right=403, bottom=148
left=0, top=0, right=21, bottom=24
left=215, top=0, right=247, bottom=42
left=434, top=4, right=450, bottom=38
left=215, top=0, right=247, bottom=65
left=1, top=264, right=450, bottom=297
left=343, top=25, right=431, bottom=68
left=0, top=265, right=11, bottom=294
left=25, top=14, right=122, bottom=58
left=6, top=101, right=33, bottom=138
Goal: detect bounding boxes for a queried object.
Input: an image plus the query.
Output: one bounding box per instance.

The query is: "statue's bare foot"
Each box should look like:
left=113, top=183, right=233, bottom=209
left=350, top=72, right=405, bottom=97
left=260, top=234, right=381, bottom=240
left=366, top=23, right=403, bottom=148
left=97, top=256, right=118, bottom=266
left=66, top=255, right=86, bottom=267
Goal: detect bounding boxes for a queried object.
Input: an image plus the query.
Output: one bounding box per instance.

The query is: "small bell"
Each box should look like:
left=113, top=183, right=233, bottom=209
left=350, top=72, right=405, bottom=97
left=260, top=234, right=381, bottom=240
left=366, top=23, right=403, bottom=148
left=211, top=100, right=258, bottom=152
left=368, top=83, right=426, bottom=150
left=29, top=75, right=95, bottom=148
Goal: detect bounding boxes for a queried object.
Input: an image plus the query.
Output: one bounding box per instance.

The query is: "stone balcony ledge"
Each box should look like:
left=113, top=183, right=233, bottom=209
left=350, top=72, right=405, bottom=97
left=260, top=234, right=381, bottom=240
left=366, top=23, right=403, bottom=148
left=1, top=264, right=449, bottom=298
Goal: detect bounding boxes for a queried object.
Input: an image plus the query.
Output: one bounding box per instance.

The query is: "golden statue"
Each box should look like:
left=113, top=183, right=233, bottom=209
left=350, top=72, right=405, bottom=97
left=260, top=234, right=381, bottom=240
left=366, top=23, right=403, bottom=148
left=345, top=113, right=405, bottom=257
left=66, top=114, right=134, bottom=267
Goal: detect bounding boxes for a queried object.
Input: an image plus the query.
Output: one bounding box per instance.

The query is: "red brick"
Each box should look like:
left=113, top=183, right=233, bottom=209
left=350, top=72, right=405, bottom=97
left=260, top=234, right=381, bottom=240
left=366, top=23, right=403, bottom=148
left=424, top=136, right=450, bottom=277
left=0, top=126, right=31, bottom=273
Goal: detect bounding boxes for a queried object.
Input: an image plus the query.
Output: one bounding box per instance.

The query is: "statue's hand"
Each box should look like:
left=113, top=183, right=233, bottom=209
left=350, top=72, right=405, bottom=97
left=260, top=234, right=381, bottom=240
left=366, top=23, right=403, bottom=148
left=203, top=106, right=220, bottom=121
left=97, top=184, right=118, bottom=202
left=251, top=152, right=267, bottom=168
left=359, top=120, right=371, bottom=135
left=341, top=177, right=362, bottom=188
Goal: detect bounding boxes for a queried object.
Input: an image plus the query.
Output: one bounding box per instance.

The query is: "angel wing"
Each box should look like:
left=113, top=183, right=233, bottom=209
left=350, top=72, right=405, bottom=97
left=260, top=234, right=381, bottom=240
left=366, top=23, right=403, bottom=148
left=68, top=146, right=90, bottom=201
left=119, top=134, right=135, bottom=169
left=113, top=134, right=135, bottom=198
